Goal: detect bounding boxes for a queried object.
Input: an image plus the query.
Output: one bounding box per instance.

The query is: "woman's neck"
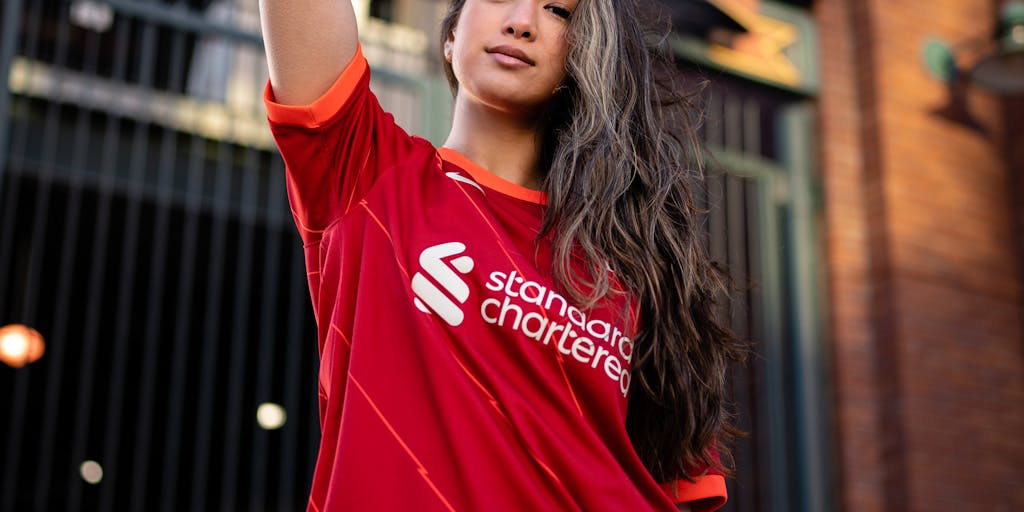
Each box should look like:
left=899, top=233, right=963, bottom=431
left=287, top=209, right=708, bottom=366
left=443, top=95, right=544, bottom=191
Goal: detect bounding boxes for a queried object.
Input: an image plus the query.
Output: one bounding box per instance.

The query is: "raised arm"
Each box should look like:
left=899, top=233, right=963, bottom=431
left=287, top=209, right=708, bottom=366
left=259, top=0, right=358, bottom=106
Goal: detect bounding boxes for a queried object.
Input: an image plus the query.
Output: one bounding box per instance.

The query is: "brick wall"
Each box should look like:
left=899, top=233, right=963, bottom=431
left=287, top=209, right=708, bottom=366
left=815, top=0, right=1024, bottom=511
left=1006, top=95, right=1024, bottom=297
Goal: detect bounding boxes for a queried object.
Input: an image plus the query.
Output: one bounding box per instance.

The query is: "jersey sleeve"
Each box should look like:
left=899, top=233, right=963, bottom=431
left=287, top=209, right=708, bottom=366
left=659, top=451, right=728, bottom=512
left=263, top=46, right=420, bottom=244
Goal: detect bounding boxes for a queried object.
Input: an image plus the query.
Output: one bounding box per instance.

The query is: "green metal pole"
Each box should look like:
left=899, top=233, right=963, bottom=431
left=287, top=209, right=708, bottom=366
left=757, top=172, right=792, bottom=512
left=779, top=100, right=835, bottom=512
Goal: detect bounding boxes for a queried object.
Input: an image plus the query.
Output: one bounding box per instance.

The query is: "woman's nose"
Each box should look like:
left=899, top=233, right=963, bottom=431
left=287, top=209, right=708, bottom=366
left=503, top=2, right=537, bottom=40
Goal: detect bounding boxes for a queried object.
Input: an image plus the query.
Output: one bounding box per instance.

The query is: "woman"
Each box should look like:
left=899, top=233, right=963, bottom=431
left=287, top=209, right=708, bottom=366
left=259, top=0, right=745, bottom=510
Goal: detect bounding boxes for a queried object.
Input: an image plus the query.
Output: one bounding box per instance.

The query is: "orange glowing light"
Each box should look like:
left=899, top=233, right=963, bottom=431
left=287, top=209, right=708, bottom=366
left=0, top=324, right=45, bottom=368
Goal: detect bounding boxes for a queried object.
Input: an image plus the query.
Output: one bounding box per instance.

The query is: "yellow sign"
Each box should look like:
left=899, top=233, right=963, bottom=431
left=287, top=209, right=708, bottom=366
left=705, top=0, right=801, bottom=86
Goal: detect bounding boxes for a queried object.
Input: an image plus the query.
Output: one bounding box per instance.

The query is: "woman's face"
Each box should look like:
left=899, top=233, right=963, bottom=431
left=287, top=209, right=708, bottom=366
left=445, top=0, right=578, bottom=116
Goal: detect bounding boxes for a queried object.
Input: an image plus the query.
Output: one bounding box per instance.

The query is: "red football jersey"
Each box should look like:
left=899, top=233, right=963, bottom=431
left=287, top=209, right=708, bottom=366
left=264, top=48, right=727, bottom=512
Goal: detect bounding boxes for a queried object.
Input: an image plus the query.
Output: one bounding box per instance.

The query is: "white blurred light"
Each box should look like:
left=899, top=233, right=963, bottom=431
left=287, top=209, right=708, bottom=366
left=0, top=334, right=28, bottom=359
left=70, top=0, right=114, bottom=33
left=256, top=403, right=286, bottom=430
left=80, top=460, right=103, bottom=484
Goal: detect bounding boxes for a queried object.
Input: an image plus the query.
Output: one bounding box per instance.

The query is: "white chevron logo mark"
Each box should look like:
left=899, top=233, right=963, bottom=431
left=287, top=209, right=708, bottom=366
left=411, top=242, right=474, bottom=326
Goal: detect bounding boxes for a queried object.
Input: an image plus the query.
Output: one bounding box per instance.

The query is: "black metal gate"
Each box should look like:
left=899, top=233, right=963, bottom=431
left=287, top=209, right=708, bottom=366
left=0, top=1, right=320, bottom=510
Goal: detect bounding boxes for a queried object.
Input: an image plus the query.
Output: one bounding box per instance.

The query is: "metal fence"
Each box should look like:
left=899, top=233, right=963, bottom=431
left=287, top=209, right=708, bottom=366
left=0, top=1, right=323, bottom=510
left=0, top=1, right=825, bottom=511
left=700, top=68, right=828, bottom=512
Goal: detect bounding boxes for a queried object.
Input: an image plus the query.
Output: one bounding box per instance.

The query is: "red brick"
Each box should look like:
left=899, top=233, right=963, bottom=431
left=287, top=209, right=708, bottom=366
left=816, top=0, right=1023, bottom=510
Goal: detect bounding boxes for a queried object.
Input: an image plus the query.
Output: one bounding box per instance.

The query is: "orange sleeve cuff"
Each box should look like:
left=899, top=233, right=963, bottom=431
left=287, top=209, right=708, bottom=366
left=263, top=45, right=368, bottom=128
left=661, top=475, right=728, bottom=512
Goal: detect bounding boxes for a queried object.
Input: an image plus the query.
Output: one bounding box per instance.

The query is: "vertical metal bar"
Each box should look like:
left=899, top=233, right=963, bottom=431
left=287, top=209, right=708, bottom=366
left=129, top=186, right=172, bottom=512
left=721, top=170, right=753, bottom=512
left=755, top=173, right=789, bottom=512
left=708, top=169, right=727, bottom=273
left=66, top=15, right=136, bottom=509
left=694, top=164, right=710, bottom=258
left=158, top=131, right=207, bottom=512
left=30, top=24, right=104, bottom=501
left=4, top=3, right=76, bottom=508
left=21, top=0, right=72, bottom=323
left=726, top=174, right=749, bottom=334
left=706, top=92, right=724, bottom=149
left=250, top=158, right=283, bottom=509
left=30, top=91, right=91, bottom=512
left=243, top=9, right=284, bottom=495
left=98, top=15, right=160, bottom=511
left=0, top=165, right=20, bottom=319
left=219, top=145, right=260, bottom=511
left=728, top=181, right=759, bottom=511
left=279, top=167, right=305, bottom=511
left=733, top=99, right=761, bottom=512
left=131, top=19, right=190, bottom=512
left=21, top=0, right=76, bottom=334
left=0, top=0, right=26, bottom=199
left=743, top=184, right=762, bottom=512
left=725, top=173, right=751, bottom=510
left=188, top=139, right=234, bottom=512
left=778, top=101, right=832, bottom=512
left=0, top=0, right=34, bottom=320
left=1, top=367, right=32, bottom=510
left=743, top=100, right=761, bottom=157
left=724, top=95, right=742, bottom=154
left=59, top=4, right=134, bottom=503
left=126, top=144, right=174, bottom=505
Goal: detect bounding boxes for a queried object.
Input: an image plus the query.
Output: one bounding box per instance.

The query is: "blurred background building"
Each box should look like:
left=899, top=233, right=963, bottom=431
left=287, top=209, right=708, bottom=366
left=0, top=0, right=1020, bottom=511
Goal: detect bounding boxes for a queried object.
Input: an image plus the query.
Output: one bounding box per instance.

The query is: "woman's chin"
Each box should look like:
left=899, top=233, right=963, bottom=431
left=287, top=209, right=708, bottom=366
left=465, top=91, right=547, bottom=118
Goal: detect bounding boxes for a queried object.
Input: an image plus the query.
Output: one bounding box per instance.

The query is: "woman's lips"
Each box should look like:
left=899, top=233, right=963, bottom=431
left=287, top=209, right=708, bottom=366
left=487, top=46, right=535, bottom=67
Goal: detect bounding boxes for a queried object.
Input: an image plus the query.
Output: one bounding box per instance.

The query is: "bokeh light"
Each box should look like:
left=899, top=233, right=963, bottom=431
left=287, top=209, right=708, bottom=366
left=256, top=402, right=287, bottom=430
left=79, top=460, right=103, bottom=485
left=0, top=324, right=45, bottom=369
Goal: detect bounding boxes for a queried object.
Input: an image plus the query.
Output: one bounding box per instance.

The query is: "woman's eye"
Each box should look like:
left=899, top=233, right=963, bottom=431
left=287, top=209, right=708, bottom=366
left=546, top=5, right=572, bottom=19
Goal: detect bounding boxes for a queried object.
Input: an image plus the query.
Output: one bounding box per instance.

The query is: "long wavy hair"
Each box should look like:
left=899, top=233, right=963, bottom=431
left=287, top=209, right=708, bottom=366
left=440, top=0, right=748, bottom=483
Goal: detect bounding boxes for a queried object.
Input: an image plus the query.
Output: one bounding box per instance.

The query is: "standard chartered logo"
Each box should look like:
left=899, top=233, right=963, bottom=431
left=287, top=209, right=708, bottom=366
left=410, top=242, right=633, bottom=395
left=412, top=242, right=475, bottom=326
